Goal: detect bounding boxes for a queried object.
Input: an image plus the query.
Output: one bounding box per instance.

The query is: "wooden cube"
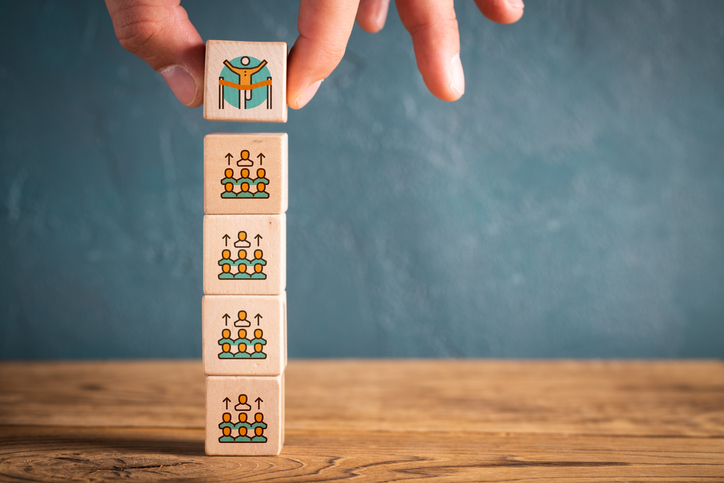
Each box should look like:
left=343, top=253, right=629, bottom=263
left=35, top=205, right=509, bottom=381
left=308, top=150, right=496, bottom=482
left=203, top=294, right=287, bottom=376
left=203, top=215, right=285, bottom=295
left=204, top=40, right=287, bottom=123
left=204, top=133, right=288, bottom=215
left=206, top=375, right=284, bottom=456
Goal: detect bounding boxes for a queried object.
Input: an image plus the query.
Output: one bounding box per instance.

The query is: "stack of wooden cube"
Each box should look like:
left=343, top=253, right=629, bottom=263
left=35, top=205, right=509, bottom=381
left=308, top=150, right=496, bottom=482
left=201, top=40, right=288, bottom=456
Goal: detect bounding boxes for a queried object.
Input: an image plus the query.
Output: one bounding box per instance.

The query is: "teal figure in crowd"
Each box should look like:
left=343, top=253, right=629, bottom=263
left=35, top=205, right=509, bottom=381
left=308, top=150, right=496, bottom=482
left=251, top=413, right=267, bottom=442
left=253, top=182, right=269, bottom=198
left=218, top=329, right=235, bottom=347
left=221, top=168, right=237, bottom=185
left=251, top=342, right=267, bottom=359
left=219, top=426, right=235, bottom=442
left=222, top=182, right=237, bottom=198
left=250, top=329, right=267, bottom=358
left=218, top=342, right=235, bottom=359
left=238, top=168, right=253, bottom=185
left=235, top=265, right=251, bottom=279
left=252, top=168, right=269, bottom=185
left=235, top=343, right=251, bottom=358
left=235, top=413, right=253, bottom=434
left=235, top=329, right=251, bottom=346
left=219, top=413, right=235, bottom=431
left=235, top=427, right=252, bottom=442
left=250, top=250, right=267, bottom=279
left=237, top=182, right=254, bottom=198
left=251, top=263, right=266, bottom=279
left=218, top=249, right=235, bottom=279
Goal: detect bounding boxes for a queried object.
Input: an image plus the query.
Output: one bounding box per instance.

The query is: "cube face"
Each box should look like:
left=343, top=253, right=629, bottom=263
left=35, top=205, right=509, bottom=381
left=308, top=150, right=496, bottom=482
left=203, top=294, right=287, bottom=376
left=206, top=375, right=284, bottom=456
left=204, top=133, right=288, bottom=215
left=204, top=215, right=286, bottom=295
left=204, top=41, right=287, bottom=123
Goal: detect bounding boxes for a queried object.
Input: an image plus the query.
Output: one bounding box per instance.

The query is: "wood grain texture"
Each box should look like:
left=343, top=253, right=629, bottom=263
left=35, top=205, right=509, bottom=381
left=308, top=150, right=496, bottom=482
left=1, top=360, right=723, bottom=481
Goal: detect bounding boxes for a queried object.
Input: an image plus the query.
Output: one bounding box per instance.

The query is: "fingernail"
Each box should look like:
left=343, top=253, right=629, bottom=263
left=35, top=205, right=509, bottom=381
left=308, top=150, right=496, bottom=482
left=450, top=53, right=465, bottom=98
left=376, top=0, right=390, bottom=29
left=296, top=80, right=322, bottom=109
left=507, top=0, right=525, bottom=9
left=159, top=65, right=197, bottom=106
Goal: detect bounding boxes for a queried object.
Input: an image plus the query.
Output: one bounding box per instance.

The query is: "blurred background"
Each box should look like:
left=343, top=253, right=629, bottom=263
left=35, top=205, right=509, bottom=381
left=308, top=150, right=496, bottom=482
left=1, top=1, right=723, bottom=359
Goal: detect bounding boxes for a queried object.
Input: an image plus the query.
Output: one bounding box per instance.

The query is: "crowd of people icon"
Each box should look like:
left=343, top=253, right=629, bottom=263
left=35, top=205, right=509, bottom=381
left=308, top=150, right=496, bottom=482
left=221, top=155, right=269, bottom=199
left=218, top=232, right=267, bottom=279
left=218, top=328, right=267, bottom=359
left=219, top=394, right=268, bottom=443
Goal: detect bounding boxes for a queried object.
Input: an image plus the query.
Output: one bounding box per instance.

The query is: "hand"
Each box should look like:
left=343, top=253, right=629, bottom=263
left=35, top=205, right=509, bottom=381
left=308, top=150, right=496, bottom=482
left=105, top=0, right=524, bottom=109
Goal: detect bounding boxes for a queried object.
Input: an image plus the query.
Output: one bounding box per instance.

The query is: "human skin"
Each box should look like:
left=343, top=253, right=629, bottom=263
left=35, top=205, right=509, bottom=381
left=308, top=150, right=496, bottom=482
left=105, top=0, right=524, bottom=109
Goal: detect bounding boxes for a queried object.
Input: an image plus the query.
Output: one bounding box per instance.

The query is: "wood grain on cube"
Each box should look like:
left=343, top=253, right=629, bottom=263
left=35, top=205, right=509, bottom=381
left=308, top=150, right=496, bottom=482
left=203, top=40, right=287, bottom=123
left=203, top=294, right=286, bottom=376
left=204, top=133, right=287, bottom=215
left=203, top=214, right=285, bottom=295
left=205, top=374, right=284, bottom=456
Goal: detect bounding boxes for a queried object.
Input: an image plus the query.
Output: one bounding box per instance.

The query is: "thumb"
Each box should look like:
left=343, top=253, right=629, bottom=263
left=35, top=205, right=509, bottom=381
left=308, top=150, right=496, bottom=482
left=106, top=0, right=205, bottom=107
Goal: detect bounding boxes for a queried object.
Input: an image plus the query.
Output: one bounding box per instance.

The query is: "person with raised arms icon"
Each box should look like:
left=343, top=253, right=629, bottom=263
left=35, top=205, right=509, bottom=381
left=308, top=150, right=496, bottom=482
left=253, top=168, right=269, bottom=186
left=234, top=310, right=251, bottom=327
left=219, top=426, right=235, bottom=442
left=253, top=182, right=269, bottom=199
left=235, top=343, right=251, bottom=358
left=237, top=182, right=254, bottom=198
left=236, top=149, right=253, bottom=167
left=234, top=231, right=251, bottom=248
left=219, top=342, right=234, bottom=359
left=235, top=394, right=251, bottom=412
left=219, top=413, right=235, bottom=431
left=223, top=57, right=268, bottom=108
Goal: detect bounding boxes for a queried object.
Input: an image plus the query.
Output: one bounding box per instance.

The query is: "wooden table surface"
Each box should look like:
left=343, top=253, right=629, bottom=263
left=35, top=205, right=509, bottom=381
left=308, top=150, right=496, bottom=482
left=0, top=360, right=723, bottom=482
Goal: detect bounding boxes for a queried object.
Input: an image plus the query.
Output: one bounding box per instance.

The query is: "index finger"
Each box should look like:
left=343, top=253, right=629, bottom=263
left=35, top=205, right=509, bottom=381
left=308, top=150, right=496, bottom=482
left=288, top=0, right=360, bottom=109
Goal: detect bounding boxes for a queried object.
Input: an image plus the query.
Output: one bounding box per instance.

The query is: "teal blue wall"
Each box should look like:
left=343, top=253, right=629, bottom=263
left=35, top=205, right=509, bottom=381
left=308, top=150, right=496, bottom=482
left=1, top=1, right=723, bottom=358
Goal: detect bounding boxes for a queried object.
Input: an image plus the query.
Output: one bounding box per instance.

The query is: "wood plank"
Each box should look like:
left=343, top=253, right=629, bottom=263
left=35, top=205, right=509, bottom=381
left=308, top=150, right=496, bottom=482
left=0, top=426, right=722, bottom=482
left=1, top=360, right=722, bottom=437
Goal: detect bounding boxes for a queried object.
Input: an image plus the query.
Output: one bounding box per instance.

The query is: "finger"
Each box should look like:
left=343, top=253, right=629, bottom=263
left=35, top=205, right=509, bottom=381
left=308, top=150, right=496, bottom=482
left=105, top=0, right=205, bottom=107
left=397, top=0, right=464, bottom=101
left=288, top=0, right=360, bottom=109
left=356, top=0, right=390, bottom=33
left=474, top=0, right=524, bottom=25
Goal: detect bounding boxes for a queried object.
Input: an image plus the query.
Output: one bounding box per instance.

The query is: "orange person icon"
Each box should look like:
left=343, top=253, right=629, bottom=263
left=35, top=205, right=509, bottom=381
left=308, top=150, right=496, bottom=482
left=224, top=57, right=268, bottom=88
left=237, top=149, right=253, bottom=167
left=223, top=57, right=268, bottom=108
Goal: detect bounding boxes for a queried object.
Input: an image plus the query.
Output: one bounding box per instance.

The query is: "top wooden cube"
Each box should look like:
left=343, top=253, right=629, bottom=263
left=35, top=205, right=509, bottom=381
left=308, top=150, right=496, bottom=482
left=204, top=41, right=287, bottom=123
